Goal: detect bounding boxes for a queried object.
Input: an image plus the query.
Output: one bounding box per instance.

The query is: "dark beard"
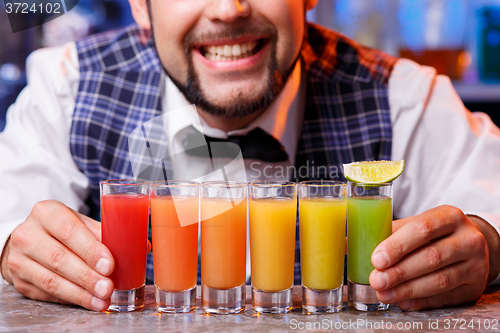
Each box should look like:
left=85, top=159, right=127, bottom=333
left=146, top=1, right=295, bottom=119
left=170, top=37, right=290, bottom=119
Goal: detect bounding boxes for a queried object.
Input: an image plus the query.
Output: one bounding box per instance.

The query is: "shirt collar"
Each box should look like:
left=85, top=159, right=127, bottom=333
left=162, top=59, right=305, bottom=164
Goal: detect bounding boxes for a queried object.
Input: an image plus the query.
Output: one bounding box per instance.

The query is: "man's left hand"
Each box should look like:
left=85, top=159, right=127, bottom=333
left=369, top=205, right=499, bottom=310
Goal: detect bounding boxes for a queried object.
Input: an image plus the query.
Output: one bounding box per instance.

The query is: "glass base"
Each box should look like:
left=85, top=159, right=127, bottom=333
left=155, top=285, right=196, bottom=313
left=348, top=281, right=389, bottom=311
left=302, top=285, right=343, bottom=313
left=201, top=284, right=245, bottom=314
left=252, top=287, right=292, bottom=313
left=108, top=285, right=145, bottom=312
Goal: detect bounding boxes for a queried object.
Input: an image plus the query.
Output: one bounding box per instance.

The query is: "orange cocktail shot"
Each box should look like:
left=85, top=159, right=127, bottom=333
left=249, top=181, right=297, bottom=314
left=201, top=181, right=247, bottom=314
left=151, top=181, right=199, bottom=313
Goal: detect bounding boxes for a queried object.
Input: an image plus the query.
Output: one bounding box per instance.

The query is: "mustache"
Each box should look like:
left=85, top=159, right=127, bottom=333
left=183, top=24, right=277, bottom=50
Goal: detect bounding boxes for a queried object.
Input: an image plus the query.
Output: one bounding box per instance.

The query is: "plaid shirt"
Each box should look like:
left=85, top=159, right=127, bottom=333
left=71, top=23, right=397, bottom=285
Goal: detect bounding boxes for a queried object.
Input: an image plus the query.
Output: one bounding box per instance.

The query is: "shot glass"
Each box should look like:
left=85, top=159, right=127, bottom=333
left=201, top=181, right=247, bottom=314
left=100, top=179, right=150, bottom=312
left=299, top=181, right=346, bottom=313
left=347, top=182, right=392, bottom=311
left=151, top=181, right=199, bottom=313
left=249, top=181, right=297, bottom=313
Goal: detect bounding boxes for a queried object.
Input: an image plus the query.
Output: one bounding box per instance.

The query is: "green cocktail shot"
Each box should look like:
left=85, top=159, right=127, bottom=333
left=346, top=182, right=393, bottom=311
left=347, top=196, right=392, bottom=285
left=344, top=160, right=403, bottom=312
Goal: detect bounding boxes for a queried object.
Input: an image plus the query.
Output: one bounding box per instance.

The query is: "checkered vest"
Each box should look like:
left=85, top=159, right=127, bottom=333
left=71, top=23, right=397, bottom=285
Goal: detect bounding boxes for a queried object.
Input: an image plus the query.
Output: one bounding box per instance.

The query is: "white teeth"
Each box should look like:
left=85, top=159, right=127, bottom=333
left=203, top=40, right=260, bottom=60
left=232, top=44, right=241, bottom=56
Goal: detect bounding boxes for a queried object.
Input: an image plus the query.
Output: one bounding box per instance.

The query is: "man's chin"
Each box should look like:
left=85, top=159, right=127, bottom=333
left=177, top=78, right=276, bottom=119
left=166, top=55, right=285, bottom=119
left=193, top=97, right=270, bottom=119
left=199, top=89, right=269, bottom=110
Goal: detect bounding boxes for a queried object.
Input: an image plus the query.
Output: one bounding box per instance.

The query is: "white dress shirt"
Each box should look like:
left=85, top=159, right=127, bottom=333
left=1, top=42, right=500, bottom=285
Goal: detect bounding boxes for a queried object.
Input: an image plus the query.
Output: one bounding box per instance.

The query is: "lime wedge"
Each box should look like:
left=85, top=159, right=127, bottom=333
left=343, top=160, right=405, bottom=184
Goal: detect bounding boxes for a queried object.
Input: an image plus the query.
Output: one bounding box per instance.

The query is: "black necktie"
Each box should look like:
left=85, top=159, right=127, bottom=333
left=182, top=126, right=289, bottom=163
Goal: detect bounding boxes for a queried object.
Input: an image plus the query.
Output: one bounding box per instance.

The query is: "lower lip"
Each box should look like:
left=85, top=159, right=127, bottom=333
left=193, top=41, right=270, bottom=71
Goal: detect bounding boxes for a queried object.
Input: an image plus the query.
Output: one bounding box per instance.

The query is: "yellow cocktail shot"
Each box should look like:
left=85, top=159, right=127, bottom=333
left=299, top=181, right=346, bottom=313
left=249, top=181, right=297, bottom=314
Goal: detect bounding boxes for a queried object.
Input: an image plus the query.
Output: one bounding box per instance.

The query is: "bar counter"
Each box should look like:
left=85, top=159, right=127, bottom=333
left=1, top=284, right=499, bottom=332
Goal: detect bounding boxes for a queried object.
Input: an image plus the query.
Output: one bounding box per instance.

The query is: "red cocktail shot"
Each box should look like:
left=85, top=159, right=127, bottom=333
left=100, top=180, right=150, bottom=312
left=101, top=194, right=149, bottom=289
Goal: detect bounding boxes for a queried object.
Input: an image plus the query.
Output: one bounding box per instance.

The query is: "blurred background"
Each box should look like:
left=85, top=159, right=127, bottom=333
left=1, top=0, right=499, bottom=132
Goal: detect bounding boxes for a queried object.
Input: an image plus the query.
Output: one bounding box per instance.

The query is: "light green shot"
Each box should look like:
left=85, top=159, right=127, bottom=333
left=347, top=196, right=392, bottom=285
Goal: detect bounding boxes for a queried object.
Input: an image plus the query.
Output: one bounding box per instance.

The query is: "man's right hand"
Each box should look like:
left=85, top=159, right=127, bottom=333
left=0, top=200, right=115, bottom=311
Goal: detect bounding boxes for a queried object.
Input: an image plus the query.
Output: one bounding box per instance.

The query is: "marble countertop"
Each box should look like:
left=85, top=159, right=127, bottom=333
left=1, top=284, right=500, bottom=333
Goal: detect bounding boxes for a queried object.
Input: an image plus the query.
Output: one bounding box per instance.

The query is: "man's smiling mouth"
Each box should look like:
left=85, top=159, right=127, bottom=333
left=199, top=39, right=265, bottom=61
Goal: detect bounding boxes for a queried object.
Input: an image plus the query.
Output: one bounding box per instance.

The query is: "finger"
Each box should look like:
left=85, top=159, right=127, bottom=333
left=10, top=237, right=114, bottom=303
left=11, top=276, right=69, bottom=305
left=375, top=262, right=474, bottom=304
left=33, top=201, right=114, bottom=276
left=11, top=213, right=114, bottom=299
left=147, top=240, right=151, bottom=254
left=370, top=235, right=469, bottom=290
left=68, top=207, right=102, bottom=241
left=392, top=217, right=410, bottom=233
left=371, top=206, right=464, bottom=270
left=13, top=257, right=110, bottom=311
left=397, top=284, right=481, bottom=311
left=11, top=272, right=77, bottom=306
left=1, top=236, right=13, bottom=283
left=26, top=235, right=114, bottom=300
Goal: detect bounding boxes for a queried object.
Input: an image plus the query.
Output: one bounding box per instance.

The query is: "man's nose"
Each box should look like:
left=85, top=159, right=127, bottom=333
left=205, top=0, right=251, bottom=23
